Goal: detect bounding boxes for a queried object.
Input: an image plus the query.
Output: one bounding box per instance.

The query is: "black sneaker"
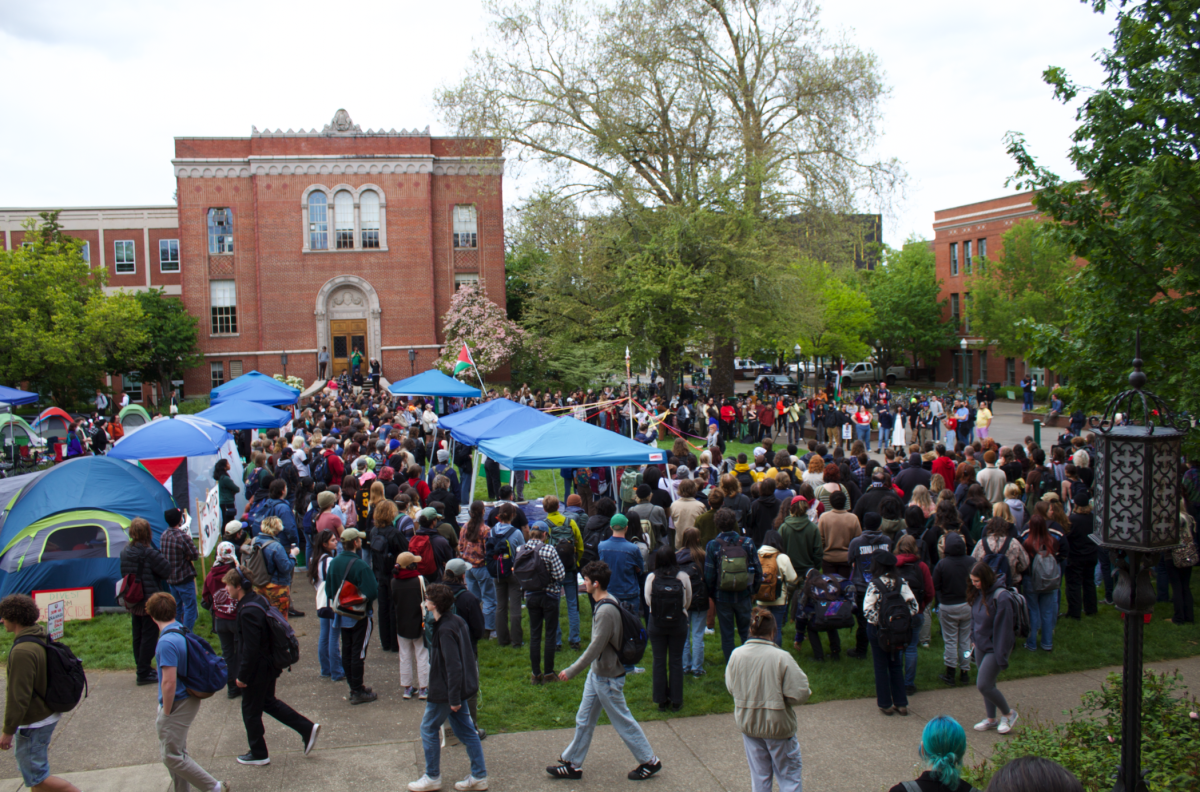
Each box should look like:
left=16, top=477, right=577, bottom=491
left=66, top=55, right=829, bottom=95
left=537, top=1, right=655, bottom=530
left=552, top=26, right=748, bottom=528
left=288, top=608, right=305, bottom=618
left=477, top=728, right=487, bottom=741
left=237, top=753, right=270, bottom=766
left=628, top=759, right=662, bottom=780
left=227, top=687, right=242, bottom=699
left=846, top=649, right=867, bottom=660
left=570, top=642, right=581, bottom=650
left=350, top=689, right=378, bottom=705
left=959, top=670, right=970, bottom=685
left=546, top=762, right=582, bottom=780
left=136, top=677, right=156, bottom=686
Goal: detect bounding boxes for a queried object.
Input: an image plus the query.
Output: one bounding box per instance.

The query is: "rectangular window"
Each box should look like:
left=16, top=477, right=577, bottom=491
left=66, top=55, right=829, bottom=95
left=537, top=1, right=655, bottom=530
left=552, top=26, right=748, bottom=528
left=121, top=374, right=142, bottom=404
left=360, top=191, right=380, bottom=249
left=230, top=360, right=243, bottom=378
left=964, top=292, right=972, bottom=333
left=950, top=293, right=960, bottom=324
left=335, top=192, right=354, bottom=250
left=210, top=279, right=237, bottom=335
left=453, top=205, right=477, bottom=249
left=964, top=240, right=973, bottom=274
left=979, top=350, right=987, bottom=385
left=114, top=240, right=135, bottom=274
left=81, top=241, right=90, bottom=263
left=978, top=237, right=987, bottom=261
left=211, top=362, right=225, bottom=389
left=159, top=239, right=180, bottom=272
left=454, top=273, right=480, bottom=291
left=208, top=208, right=234, bottom=254
left=949, top=242, right=958, bottom=276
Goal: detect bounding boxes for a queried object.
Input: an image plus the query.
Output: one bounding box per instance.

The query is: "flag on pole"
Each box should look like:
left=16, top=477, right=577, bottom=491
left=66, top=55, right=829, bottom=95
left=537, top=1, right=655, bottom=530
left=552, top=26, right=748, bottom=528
left=453, top=344, right=474, bottom=377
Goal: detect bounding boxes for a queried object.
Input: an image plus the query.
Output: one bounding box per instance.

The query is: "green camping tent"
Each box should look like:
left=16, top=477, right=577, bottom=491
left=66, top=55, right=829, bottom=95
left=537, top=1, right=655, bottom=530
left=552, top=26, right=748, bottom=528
left=118, top=404, right=152, bottom=428
left=0, top=414, right=40, bottom=448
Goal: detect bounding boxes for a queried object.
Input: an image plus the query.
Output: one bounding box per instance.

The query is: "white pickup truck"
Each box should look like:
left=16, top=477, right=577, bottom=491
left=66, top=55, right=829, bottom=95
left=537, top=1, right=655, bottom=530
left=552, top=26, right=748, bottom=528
left=840, top=361, right=909, bottom=387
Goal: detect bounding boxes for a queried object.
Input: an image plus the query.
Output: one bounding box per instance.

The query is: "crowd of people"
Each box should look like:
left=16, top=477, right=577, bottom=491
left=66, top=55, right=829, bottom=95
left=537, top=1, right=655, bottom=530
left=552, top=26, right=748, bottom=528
left=6, top=375, right=1194, bottom=792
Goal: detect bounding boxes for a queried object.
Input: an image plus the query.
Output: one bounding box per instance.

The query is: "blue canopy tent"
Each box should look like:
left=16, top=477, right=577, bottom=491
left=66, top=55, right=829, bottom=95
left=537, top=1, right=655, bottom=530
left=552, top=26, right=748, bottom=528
left=449, top=403, right=555, bottom=447
left=387, top=370, right=481, bottom=399
left=196, top=399, right=291, bottom=431
left=0, top=386, right=38, bottom=406
left=0, top=456, right=176, bottom=606
left=479, top=418, right=665, bottom=470
left=210, top=371, right=300, bottom=407
left=108, top=416, right=232, bottom=459
left=438, top=398, right=519, bottom=434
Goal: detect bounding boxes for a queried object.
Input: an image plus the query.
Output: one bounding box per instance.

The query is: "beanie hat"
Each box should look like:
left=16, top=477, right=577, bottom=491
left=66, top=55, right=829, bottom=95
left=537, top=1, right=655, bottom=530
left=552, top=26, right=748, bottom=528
left=164, top=508, right=183, bottom=528
left=566, top=494, right=583, bottom=507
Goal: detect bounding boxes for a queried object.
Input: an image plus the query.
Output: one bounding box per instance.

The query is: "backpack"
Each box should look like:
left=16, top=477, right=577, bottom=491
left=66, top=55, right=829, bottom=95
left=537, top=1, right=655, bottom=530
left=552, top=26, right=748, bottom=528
left=650, top=572, right=686, bottom=628
left=243, top=599, right=301, bottom=671
left=805, top=573, right=855, bottom=631
left=370, top=525, right=397, bottom=578
left=580, top=527, right=610, bottom=568
left=485, top=527, right=516, bottom=579
left=619, top=469, right=639, bottom=505
left=11, top=635, right=88, bottom=713
left=117, top=555, right=146, bottom=610
left=514, top=544, right=552, bottom=592
left=1029, top=548, right=1061, bottom=593
left=896, top=561, right=926, bottom=605
left=331, top=559, right=369, bottom=620
left=242, top=540, right=273, bottom=587
left=757, top=551, right=782, bottom=601
left=875, top=580, right=913, bottom=653
left=682, top=559, right=707, bottom=608
left=309, top=452, right=330, bottom=486
left=573, top=468, right=590, bottom=493
left=736, top=469, right=754, bottom=494
left=983, top=536, right=1014, bottom=580
left=245, top=498, right=270, bottom=536
left=597, top=600, right=648, bottom=665
left=158, top=626, right=227, bottom=697
left=716, top=538, right=751, bottom=592
left=548, top=517, right=577, bottom=572
left=408, top=533, right=438, bottom=579
left=1005, top=586, right=1032, bottom=639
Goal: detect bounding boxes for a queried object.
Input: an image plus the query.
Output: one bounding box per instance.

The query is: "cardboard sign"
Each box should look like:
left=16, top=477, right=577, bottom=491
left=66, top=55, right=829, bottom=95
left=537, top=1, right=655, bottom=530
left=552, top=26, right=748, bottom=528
left=199, top=485, right=222, bottom=556
left=47, top=600, right=65, bottom=640
left=32, top=587, right=93, bottom=625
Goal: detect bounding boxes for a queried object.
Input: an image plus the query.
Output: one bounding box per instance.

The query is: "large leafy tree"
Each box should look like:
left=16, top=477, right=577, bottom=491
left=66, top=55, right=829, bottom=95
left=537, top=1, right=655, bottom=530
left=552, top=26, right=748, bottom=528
left=132, top=289, right=203, bottom=405
left=863, top=237, right=955, bottom=372
left=0, top=215, right=146, bottom=407
left=1007, top=0, right=1200, bottom=438
left=795, top=265, right=874, bottom=371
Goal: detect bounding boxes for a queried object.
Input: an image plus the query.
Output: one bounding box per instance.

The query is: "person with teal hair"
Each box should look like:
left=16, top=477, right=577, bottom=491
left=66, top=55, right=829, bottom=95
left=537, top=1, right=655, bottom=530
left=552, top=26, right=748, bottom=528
left=887, top=715, right=981, bottom=792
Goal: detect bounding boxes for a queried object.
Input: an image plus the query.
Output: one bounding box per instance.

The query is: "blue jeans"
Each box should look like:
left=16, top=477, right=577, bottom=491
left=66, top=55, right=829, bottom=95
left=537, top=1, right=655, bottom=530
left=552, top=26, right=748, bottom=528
left=14, top=721, right=56, bottom=787
left=420, top=702, right=487, bottom=780
left=767, top=604, right=788, bottom=647
left=855, top=424, right=870, bottom=446
left=1097, top=549, right=1114, bottom=601
left=318, top=616, right=345, bottom=679
left=715, top=597, right=753, bottom=662
left=1026, top=590, right=1058, bottom=650
left=903, top=613, right=923, bottom=687
left=170, top=582, right=198, bottom=632
left=466, top=566, right=496, bottom=631
left=877, top=428, right=891, bottom=452
left=1023, top=392, right=1033, bottom=411
left=866, top=625, right=907, bottom=709
left=683, top=610, right=706, bottom=673
left=561, top=669, right=654, bottom=767
left=931, top=419, right=941, bottom=441
left=555, top=578, right=581, bottom=647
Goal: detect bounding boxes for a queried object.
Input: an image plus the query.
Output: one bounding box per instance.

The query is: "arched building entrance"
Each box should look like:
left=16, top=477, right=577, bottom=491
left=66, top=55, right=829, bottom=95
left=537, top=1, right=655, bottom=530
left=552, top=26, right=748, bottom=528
left=314, top=275, right=381, bottom=377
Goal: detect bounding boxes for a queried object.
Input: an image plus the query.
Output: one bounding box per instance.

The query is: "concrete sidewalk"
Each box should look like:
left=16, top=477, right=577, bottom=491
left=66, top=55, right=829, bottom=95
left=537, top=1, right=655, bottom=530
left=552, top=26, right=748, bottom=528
left=1, top=633, right=1196, bottom=792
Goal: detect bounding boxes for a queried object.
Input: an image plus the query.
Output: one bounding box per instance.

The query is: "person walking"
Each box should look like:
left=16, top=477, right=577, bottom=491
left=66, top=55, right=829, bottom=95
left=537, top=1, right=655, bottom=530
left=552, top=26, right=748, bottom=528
left=160, top=508, right=200, bottom=632
left=546, top=561, right=662, bottom=782
left=223, top=569, right=320, bottom=766
left=392, top=552, right=431, bottom=700
left=120, top=517, right=172, bottom=686
left=0, top=593, right=83, bottom=792
left=598, top=514, right=645, bottom=671
left=968, top=562, right=1019, bottom=734
left=726, top=607, right=810, bottom=792
left=933, top=532, right=975, bottom=686
left=147, top=592, right=228, bottom=792
left=408, top=583, right=489, bottom=792
left=308, top=529, right=345, bottom=682
left=645, top=544, right=691, bottom=711
left=325, top=528, right=380, bottom=704
left=200, top=541, right=242, bottom=699
left=863, top=551, right=918, bottom=715
left=886, top=716, right=977, bottom=792
left=515, top=522, right=566, bottom=685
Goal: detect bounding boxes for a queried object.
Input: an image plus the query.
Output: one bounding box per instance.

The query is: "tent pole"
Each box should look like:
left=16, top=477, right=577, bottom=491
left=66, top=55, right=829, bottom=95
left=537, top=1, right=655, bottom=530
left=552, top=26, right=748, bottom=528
left=195, top=498, right=208, bottom=584
left=468, top=448, right=480, bottom=505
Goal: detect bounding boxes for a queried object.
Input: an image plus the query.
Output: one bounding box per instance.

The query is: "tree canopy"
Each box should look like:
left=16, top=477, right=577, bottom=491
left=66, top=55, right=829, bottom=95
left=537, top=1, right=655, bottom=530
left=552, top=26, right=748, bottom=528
left=132, top=289, right=203, bottom=405
left=862, top=237, right=954, bottom=373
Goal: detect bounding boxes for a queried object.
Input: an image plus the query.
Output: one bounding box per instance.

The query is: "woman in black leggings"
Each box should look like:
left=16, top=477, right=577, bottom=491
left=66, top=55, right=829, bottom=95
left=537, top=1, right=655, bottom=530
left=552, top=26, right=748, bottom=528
left=967, top=561, right=1019, bottom=734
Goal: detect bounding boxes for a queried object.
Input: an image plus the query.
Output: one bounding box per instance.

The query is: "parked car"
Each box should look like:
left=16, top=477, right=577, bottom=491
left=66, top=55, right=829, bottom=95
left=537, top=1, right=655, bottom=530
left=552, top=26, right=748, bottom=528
left=754, top=374, right=799, bottom=394
left=839, top=361, right=909, bottom=387
left=734, top=358, right=771, bottom=380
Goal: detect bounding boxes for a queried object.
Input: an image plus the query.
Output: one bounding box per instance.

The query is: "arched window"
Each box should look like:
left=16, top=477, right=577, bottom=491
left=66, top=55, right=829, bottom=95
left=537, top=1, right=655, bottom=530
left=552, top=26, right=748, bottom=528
left=360, top=190, right=380, bottom=249
left=308, top=192, right=328, bottom=250
left=334, top=191, right=354, bottom=249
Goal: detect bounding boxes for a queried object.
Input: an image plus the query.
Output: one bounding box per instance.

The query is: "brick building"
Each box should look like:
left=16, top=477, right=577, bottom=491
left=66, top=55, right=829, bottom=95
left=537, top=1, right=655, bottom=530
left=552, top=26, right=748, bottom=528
left=932, top=190, right=1049, bottom=390
left=0, top=110, right=505, bottom=403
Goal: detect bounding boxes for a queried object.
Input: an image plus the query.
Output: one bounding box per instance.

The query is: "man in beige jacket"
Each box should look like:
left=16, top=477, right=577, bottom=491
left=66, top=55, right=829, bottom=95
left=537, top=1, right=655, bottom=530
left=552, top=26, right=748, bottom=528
left=670, top=479, right=707, bottom=548
left=725, top=607, right=810, bottom=792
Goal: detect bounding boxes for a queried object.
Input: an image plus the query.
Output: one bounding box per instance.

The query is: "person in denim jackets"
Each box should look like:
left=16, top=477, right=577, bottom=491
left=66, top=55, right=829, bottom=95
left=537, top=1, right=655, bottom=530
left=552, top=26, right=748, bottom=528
left=704, top=508, right=764, bottom=662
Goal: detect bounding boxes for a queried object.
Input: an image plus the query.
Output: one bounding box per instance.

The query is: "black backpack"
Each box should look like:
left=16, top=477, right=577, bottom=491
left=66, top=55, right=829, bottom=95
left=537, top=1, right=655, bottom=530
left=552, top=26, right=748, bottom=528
left=597, top=600, right=648, bottom=665
left=682, top=558, right=707, bottom=608
left=876, top=579, right=913, bottom=654
left=12, top=635, right=87, bottom=713
left=370, top=524, right=400, bottom=578
left=736, top=470, right=754, bottom=494
left=896, top=561, right=927, bottom=604
left=982, top=536, right=1014, bottom=580
left=580, top=527, right=611, bottom=568
left=514, top=544, right=551, bottom=592
left=243, top=599, right=301, bottom=671
left=650, top=572, right=686, bottom=629
left=309, top=452, right=330, bottom=486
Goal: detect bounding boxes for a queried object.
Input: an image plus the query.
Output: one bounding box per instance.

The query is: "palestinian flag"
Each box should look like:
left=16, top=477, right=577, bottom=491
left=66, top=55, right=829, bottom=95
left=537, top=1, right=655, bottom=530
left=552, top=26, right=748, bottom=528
left=139, top=457, right=190, bottom=512
left=453, top=344, right=474, bottom=377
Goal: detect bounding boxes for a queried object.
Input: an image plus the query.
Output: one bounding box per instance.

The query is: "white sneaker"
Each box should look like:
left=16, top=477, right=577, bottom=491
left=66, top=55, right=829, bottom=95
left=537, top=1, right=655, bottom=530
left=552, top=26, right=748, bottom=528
left=305, top=723, right=321, bottom=756
left=408, top=775, right=442, bottom=792
left=703, top=628, right=715, bottom=636
left=973, top=718, right=999, bottom=731
left=455, top=776, right=489, bottom=791
left=998, top=710, right=1019, bottom=734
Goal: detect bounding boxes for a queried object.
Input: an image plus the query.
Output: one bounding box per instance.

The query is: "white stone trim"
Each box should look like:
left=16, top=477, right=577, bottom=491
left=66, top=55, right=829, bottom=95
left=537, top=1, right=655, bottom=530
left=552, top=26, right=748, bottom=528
left=172, top=155, right=500, bottom=178
left=314, top=275, right=382, bottom=360
left=0, top=206, right=178, bottom=232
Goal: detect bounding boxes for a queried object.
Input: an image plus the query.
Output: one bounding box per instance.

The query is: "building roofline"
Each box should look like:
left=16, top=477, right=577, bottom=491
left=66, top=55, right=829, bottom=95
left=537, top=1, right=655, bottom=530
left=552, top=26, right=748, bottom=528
left=0, top=205, right=176, bottom=212
left=933, top=189, right=1039, bottom=217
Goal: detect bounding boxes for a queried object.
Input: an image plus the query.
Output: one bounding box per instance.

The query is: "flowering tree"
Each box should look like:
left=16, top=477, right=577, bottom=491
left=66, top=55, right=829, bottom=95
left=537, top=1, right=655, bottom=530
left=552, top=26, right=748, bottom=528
left=437, top=283, right=527, bottom=376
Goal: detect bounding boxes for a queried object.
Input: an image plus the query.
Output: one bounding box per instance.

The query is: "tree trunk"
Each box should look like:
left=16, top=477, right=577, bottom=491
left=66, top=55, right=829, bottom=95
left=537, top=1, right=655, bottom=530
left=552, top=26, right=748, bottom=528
left=658, top=347, right=679, bottom=401
left=710, top=339, right=736, bottom=399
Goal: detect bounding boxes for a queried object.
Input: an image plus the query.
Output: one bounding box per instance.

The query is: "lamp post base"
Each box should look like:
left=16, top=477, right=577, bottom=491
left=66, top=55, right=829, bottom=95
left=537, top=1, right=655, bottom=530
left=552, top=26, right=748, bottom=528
left=1109, top=549, right=1158, bottom=792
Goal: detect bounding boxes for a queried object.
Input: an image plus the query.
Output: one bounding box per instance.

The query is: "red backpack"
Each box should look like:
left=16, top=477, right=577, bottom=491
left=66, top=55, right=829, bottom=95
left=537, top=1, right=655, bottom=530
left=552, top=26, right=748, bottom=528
left=407, top=533, right=438, bottom=578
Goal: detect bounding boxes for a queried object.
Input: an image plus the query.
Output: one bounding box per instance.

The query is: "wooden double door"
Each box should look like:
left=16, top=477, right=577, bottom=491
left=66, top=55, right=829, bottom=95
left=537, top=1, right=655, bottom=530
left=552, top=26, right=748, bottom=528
left=330, top=319, right=367, bottom=377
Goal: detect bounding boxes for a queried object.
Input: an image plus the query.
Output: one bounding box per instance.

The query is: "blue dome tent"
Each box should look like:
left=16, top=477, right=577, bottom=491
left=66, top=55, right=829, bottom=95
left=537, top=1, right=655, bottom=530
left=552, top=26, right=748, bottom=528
left=0, top=456, right=177, bottom=605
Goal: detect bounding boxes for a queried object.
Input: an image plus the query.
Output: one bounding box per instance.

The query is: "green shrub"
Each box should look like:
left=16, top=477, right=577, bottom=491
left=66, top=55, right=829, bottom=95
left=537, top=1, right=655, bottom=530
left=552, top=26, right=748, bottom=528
left=965, top=670, right=1200, bottom=791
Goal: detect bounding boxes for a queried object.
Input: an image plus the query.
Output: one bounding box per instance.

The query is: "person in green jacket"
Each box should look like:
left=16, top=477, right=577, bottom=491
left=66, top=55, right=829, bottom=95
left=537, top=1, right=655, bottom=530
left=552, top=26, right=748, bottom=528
left=1, top=593, right=81, bottom=792
left=214, top=459, right=241, bottom=525
left=775, top=495, right=823, bottom=652
left=324, top=528, right=379, bottom=704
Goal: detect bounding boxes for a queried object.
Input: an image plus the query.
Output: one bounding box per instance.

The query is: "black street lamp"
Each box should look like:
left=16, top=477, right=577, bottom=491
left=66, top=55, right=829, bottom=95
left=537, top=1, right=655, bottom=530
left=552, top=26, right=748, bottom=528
left=408, top=348, right=417, bottom=378
left=1090, top=335, right=1185, bottom=792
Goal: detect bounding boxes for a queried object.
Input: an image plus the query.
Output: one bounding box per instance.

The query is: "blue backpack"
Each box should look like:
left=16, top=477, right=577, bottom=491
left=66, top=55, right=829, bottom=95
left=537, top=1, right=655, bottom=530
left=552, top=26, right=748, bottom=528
left=245, top=498, right=271, bottom=536
left=162, top=626, right=228, bottom=698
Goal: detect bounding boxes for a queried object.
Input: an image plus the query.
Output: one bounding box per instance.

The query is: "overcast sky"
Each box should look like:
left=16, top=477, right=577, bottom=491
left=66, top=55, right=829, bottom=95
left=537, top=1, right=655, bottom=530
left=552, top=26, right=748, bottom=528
left=0, top=0, right=1114, bottom=246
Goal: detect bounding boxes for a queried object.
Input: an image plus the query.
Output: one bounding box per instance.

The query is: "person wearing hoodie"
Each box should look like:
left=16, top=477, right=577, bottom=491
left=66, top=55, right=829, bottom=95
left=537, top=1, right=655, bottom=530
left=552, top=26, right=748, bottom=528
left=774, top=496, right=823, bottom=636
left=845, top=512, right=893, bottom=660
left=746, top=478, right=780, bottom=547
left=1063, top=490, right=1099, bottom=620
left=877, top=497, right=906, bottom=546
left=893, top=453, right=932, bottom=502
left=201, top=541, right=242, bottom=698
left=894, top=535, right=934, bottom=695
left=933, top=532, right=975, bottom=686
left=755, top=531, right=799, bottom=647
left=854, top=469, right=904, bottom=522
left=863, top=552, right=919, bottom=715
left=1004, top=483, right=1027, bottom=534
left=391, top=551, right=430, bottom=700
left=968, top=562, right=1019, bottom=734
left=670, top=479, right=708, bottom=548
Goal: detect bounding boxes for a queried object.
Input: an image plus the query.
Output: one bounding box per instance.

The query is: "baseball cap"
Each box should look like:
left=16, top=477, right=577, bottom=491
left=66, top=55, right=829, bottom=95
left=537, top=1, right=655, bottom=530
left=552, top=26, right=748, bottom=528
left=610, top=514, right=629, bottom=529
left=341, top=528, right=367, bottom=543
left=445, top=558, right=470, bottom=577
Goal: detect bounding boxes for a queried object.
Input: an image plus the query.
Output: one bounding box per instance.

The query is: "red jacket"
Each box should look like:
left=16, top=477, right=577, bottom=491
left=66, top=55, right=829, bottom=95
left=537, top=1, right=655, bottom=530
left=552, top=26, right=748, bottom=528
left=931, top=456, right=956, bottom=487
left=895, top=553, right=934, bottom=612
left=408, top=477, right=432, bottom=508
left=324, top=448, right=345, bottom=484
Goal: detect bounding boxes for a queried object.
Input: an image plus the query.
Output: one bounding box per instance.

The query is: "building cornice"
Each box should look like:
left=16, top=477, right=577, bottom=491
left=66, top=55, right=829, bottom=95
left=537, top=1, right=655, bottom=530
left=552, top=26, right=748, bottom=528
left=172, top=155, right=503, bottom=178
